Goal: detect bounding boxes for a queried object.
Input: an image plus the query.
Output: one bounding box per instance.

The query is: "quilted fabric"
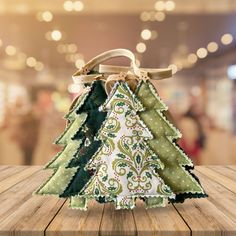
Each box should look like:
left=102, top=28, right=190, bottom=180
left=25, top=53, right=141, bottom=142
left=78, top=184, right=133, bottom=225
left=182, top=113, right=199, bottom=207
left=135, top=80, right=206, bottom=201
left=35, top=81, right=107, bottom=197
left=59, top=81, right=107, bottom=204
left=79, top=82, right=175, bottom=210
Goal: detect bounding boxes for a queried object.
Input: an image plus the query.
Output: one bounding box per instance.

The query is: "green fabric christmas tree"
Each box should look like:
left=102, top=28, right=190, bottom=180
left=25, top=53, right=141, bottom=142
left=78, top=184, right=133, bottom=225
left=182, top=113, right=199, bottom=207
left=34, top=81, right=107, bottom=202
left=77, top=82, right=175, bottom=210
left=135, top=80, right=207, bottom=202
left=60, top=81, right=107, bottom=209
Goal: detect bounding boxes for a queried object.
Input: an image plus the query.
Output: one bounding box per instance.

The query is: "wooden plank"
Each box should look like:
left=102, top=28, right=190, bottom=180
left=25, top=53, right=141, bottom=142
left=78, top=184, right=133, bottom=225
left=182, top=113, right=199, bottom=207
left=0, top=169, right=51, bottom=226
left=133, top=200, right=190, bottom=236
left=0, top=167, right=65, bottom=236
left=0, top=166, right=41, bottom=194
left=196, top=166, right=236, bottom=194
left=195, top=169, right=236, bottom=224
left=174, top=198, right=236, bottom=236
left=208, top=166, right=236, bottom=182
left=100, top=203, right=136, bottom=236
left=46, top=200, right=104, bottom=236
left=0, top=196, right=65, bottom=236
left=0, top=166, right=28, bottom=182
left=227, top=165, right=236, bottom=171
left=0, top=166, right=10, bottom=171
left=195, top=170, right=236, bottom=198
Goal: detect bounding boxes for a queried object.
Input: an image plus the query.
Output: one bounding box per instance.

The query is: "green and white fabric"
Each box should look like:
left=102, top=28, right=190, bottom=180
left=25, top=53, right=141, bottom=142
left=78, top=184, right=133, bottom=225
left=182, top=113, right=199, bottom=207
left=80, top=82, right=175, bottom=209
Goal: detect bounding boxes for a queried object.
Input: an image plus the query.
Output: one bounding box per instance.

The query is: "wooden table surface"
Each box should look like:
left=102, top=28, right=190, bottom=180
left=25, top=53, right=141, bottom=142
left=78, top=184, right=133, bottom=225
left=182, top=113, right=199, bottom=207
left=0, top=165, right=236, bottom=236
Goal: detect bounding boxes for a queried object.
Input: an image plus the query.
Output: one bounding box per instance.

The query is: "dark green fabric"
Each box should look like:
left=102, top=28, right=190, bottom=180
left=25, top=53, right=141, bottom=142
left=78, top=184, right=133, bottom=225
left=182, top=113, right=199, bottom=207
left=60, top=80, right=107, bottom=198
left=77, top=80, right=106, bottom=112
left=60, top=140, right=101, bottom=197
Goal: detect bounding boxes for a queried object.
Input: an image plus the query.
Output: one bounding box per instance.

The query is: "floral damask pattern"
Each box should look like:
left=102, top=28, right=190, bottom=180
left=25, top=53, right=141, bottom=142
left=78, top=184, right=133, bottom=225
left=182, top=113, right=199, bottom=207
left=81, top=82, right=175, bottom=209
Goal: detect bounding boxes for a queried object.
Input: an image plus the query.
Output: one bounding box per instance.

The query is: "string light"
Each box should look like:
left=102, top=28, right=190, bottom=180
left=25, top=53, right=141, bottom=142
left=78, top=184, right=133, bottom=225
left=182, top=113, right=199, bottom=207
left=221, top=33, right=233, bottom=45
left=74, top=1, right=84, bottom=11
left=63, top=1, right=74, bottom=11
left=207, top=42, right=218, bottom=53
left=51, top=30, right=62, bottom=41
left=154, top=1, right=165, bottom=11
left=196, top=47, right=208, bottom=59
left=42, top=11, right=53, bottom=22
left=140, top=12, right=150, bottom=22
left=136, top=42, right=146, bottom=53
left=141, top=29, right=152, bottom=40
left=5, top=45, right=17, bottom=56
left=187, top=53, right=198, bottom=64
left=63, top=0, right=84, bottom=12
left=34, top=61, right=44, bottom=71
left=165, top=1, right=176, bottom=11
left=26, top=57, right=37, bottom=67
left=155, top=12, right=166, bottom=21
left=168, top=64, right=178, bottom=74
left=75, top=58, right=85, bottom=68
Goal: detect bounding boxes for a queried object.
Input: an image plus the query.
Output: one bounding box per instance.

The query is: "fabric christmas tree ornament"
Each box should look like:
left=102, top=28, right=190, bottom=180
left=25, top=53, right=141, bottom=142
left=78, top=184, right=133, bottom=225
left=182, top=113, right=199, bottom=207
left=60, top=81, right=107, bottom=209
left=34, top=48, right=207, bottom=210
left=78, top=82, right=175, bottom=210
left=135, top=80, right=207, bottom=202
left=34, top=81, right=107, bottom=200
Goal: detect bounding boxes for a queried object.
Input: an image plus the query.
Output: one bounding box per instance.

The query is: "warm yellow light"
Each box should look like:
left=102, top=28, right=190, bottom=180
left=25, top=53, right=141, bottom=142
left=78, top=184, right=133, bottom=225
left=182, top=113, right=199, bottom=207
left=168, top=64, right=178, bottom=74
left=196, top=47, right=208, bottom=59
left=136, top=42, right=146, bottom=53
left=154, top=1, right=165, bottom=11
left=221, top=33, right=233, bottom=45
left=5, top=45, right=16, bottom=56
left=155, top=11, right=165, bottom=22
left=74, top=1, right=84, bottom=11
left=35, top=61, right=44, bottom=71
left=187, top=53, right=198, bottom=64
left=0, top=39, right=2, bottom=47
left=165, top=1, right=176, bottom=11
left=57, top=44, right=67, bottom=53
left=75, top=59, right=85, bottom=68
left=68, top=43, right=77, bottom=53
left=26, top=57, right=37, bottom=67
left=63, top=0, right=74, bottom=11
left=141, top=29, right=152, bottom=40
left=140, top=12, right=150, bottom=22
left=207, top=42, right=218, bottom=53
left=51, top=30, right=62, bottom=41
left=42, top=11, right=53, bottom=22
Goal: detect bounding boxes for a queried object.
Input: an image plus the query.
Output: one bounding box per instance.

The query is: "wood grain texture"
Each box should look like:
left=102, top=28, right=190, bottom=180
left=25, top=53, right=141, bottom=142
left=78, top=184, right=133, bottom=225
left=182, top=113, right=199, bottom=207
left=0, top=166, right=27, bottom=182
left=100, top=203, right=136, bottom=236
left=0, top=165, right=41, bottom=194
left=46, top=200, right=104, bottom=236
left=0, top=165, right=236, bottom=236
left=133, top=200, right=190, bottom=236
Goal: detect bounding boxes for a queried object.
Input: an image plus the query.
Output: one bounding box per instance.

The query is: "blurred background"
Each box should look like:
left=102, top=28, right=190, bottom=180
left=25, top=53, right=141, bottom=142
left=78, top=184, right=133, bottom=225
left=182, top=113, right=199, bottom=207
left=0, top=0, right=236, bottom=166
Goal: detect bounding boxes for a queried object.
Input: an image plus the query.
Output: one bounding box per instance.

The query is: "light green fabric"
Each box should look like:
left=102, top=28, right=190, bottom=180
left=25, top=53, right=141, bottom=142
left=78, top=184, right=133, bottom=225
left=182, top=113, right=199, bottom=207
left=136, top=81, right=204, bottom=194
left=70, top=196, right=87, bottom=210
left=65, top=91, right=89, bottom=122
left=46, top=140, right=83, bottom=169
left=145, top=196, right=166, bottom=208
left=55, top=113, right=87, bottom=145
left=36, top=167, right=78, bottom=195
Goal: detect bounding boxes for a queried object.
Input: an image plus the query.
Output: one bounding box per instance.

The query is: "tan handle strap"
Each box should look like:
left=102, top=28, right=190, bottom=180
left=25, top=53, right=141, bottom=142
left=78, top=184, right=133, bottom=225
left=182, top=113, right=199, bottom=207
left=72, top=48, right=141, bottom=78
left=99, top=64, right=172, bottom=80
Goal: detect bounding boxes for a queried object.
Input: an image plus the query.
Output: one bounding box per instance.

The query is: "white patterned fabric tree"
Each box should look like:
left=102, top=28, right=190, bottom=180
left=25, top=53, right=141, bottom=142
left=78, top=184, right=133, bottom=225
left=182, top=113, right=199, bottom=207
left=78, top=82, right=175, bottom=210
